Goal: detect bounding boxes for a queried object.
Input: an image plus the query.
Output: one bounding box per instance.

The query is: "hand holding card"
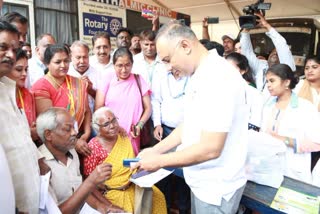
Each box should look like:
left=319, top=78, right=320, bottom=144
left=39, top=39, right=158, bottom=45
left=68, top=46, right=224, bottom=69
left=123, top=158, right=140, bottom=167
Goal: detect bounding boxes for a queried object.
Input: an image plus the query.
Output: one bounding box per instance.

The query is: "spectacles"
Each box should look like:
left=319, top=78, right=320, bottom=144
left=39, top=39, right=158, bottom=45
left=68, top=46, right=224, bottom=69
left=161, top=40, right=181, bottom=65
left=114, top=63, right=132, bottom=70
left=95, top=117, right=118, bottom=129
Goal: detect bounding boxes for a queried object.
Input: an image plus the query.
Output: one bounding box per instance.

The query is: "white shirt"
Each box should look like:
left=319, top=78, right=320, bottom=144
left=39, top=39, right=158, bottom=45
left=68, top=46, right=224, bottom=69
left=39, top=145, right=82, bottom=205
left=68, top=65, right=98, bottom=112
left=0, top=76, right=40, bottom=213
left=132, top=52, right=167, bottom=87
left=89, top=55, right=114, bottom=90
left=178, top=51, right=248, bottom=206
left=0, top=144, right=15, bottom=214
left=89, top=54, right=113, bottom=74
left=240, top=28, right=296, bottom=91
left=26, top=56, right=47, bottom=89
left=246, top=84, right=264, bottom=127
left=151, top=71, right=188, bottom=128
left=294, top=79, right=320, bottom=186
left=261, top=93, right=320, bottom=184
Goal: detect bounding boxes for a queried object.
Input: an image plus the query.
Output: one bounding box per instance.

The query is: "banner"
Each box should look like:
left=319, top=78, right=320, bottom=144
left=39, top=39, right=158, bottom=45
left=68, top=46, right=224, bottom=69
left=78, top=0, right=127, bottom=50
left=86, top=0, right=177, bottom=19
left=83, top=13, right=122, bottom=36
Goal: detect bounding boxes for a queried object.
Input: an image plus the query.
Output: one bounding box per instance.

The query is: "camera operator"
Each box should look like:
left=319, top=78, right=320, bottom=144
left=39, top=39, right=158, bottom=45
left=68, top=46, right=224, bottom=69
left=240, top=13, right=296, bottom=92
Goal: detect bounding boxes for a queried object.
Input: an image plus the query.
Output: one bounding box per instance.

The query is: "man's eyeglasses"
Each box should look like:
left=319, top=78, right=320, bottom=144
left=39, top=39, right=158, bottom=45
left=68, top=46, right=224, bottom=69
left=95, top=117, right=118, bottom=128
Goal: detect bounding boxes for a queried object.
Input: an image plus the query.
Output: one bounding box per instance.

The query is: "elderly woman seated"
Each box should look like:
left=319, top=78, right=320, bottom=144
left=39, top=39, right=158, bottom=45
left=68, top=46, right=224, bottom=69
left=83, top=107, right=167, bottom=213
left=36, top=107, right=124, bottom=213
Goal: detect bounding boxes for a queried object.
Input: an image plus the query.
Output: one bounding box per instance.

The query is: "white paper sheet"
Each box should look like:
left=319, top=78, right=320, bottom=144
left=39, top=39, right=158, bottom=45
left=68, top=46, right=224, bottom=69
left=80, top=203, right=132, bottom=214
left=39, top=171, right=62, bottom=214
left=39, top=172, right=51, bottom=209
left=130, top=168, right=173, bottom=188
left=45, top=193, right=62, bottom=214
left=246, top=130, right=286, bottom=188
left=79, top=203, right=101, bottom=214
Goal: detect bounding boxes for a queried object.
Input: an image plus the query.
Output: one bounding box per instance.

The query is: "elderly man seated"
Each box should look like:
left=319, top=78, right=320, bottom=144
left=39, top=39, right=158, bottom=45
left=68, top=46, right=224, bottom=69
left=36, top=107, right=124, bottom=213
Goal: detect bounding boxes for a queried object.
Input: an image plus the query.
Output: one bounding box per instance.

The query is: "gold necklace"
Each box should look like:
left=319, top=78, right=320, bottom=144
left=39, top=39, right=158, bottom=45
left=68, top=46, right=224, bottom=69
left=47, top=72, right=65, bottom=89
left=46, top=72, right=76, bottom=115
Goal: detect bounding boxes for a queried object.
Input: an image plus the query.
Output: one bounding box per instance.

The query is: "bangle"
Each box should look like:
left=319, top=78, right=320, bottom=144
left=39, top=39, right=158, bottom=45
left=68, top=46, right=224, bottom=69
left=283, top=137, right=290, bottom=146
left=136, top=121, right=144, bottom=129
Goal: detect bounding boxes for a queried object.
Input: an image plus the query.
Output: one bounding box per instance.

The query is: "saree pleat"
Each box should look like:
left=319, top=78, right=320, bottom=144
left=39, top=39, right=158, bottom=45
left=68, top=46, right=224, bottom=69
left=103, top=136, right=167, bottom=213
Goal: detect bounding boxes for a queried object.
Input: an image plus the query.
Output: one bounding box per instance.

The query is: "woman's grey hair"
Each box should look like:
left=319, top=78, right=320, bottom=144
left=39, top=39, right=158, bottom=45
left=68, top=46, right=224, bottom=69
left=92, top=107, right=115, bottom=133
left=156, top=20, right=197, bottom=43
left=36, top=107, right=66, bottom=142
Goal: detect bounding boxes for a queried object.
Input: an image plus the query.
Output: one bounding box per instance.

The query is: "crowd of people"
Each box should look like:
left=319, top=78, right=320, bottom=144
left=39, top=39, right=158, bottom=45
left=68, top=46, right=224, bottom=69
left=0, top=7, right=319, bottom=214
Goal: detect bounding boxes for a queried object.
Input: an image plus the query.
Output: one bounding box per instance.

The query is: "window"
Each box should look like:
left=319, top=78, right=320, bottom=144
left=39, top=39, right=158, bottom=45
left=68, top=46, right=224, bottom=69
left=126, top=10, right=152, bottom=34
left=1, top=3, right=30, bottom=42
left=35, top=0, right=78, bottom=44
left=1, top=3, right=28, bottom=17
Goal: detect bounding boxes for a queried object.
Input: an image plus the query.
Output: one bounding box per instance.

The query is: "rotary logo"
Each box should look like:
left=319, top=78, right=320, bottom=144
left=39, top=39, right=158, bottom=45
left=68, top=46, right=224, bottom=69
left=109, top=19, right=121, bottom=36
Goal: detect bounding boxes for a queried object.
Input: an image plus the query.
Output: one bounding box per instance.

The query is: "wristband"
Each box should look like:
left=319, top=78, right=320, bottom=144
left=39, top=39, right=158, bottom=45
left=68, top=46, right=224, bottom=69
left=136, top=121, right=144, bottom=129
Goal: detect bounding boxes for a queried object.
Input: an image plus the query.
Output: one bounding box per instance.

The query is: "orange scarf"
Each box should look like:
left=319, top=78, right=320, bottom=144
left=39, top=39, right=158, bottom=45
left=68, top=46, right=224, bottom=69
left=46, top=73, right=88, bottom=127
left=66, top=75, right=88, bottom=127
left=16, top=87, right=36, bottom=127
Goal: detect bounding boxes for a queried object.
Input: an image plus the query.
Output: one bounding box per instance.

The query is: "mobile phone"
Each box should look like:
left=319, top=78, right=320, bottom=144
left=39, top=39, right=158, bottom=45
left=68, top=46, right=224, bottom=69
left=178, top=19, right=186, bottom=25
left=131, top=124, right=138, bottom=137
left=123, top=158, right=140, bottom=167
left=248, top=123, right=260, bottom=132
left=207, top=17, right=219, bottom=24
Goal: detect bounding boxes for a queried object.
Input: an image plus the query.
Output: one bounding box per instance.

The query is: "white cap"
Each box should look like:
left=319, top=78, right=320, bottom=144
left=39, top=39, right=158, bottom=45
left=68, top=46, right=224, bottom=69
left=222, top=34, right=236, bottom=41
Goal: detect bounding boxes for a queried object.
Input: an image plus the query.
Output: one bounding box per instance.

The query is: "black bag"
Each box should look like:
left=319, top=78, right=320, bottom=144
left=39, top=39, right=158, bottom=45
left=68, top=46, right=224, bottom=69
left=134, top=74, right=152, bottom=148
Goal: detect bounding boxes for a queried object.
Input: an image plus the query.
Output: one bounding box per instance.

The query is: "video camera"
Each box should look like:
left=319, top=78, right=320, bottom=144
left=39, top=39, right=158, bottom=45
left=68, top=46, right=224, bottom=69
left=239, top=0, right=271, bottom=29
